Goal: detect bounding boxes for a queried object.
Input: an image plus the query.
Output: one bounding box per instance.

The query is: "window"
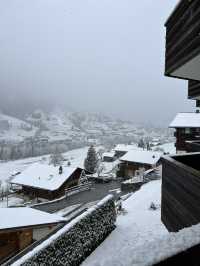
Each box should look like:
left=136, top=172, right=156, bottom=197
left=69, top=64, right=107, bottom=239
left=185, top=128, right=191, bottom=134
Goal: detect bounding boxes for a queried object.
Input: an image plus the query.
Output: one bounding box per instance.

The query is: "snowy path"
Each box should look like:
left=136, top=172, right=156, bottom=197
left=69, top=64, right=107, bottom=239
left=82, top=180, right=168, bottom=266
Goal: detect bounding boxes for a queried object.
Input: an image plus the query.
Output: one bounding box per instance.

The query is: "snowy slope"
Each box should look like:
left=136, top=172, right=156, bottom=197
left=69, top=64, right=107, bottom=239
left=0, top=110, right=174, bottom=162
left=0, top=113, right=36, bottom=142
left=0, top=146, right=90, bottom=187
left=0, top=110, right=173, bottom=147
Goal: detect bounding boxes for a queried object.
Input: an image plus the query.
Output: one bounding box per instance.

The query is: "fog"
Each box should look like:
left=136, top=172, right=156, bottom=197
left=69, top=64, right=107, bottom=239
left=0, top=0, right=195, bottom=126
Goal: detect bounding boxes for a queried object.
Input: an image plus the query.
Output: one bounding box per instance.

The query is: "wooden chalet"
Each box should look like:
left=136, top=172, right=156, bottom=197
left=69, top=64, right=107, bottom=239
left=169, top=112, right=200, bottom=153
left=0, top=207, right=65, bottom=264
left=11, top=163, right=84, bottom=200
left=118, top=150, right=161, bottom=179
left=163, top=0, right=200, bottom=236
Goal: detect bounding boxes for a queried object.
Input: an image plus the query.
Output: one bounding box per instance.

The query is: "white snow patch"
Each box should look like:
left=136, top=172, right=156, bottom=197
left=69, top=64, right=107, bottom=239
left=82, top=180, right=168, bottom=266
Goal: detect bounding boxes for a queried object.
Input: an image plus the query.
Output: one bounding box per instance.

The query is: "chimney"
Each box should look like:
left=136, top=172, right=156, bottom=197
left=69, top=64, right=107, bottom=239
left=59, top=166, right=63, bottom=175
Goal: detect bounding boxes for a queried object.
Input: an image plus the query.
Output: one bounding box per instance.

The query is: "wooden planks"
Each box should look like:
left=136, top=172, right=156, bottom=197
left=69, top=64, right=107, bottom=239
left=161, top=154, right=200, bottom=232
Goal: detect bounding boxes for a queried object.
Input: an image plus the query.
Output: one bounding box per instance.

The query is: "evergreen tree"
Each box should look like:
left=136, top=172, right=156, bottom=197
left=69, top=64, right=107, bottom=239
left=84, top=145, right=98, bottom=173
left=146, top=142, right=151, bottom=151
left=138, top=138, right=145, bottom=149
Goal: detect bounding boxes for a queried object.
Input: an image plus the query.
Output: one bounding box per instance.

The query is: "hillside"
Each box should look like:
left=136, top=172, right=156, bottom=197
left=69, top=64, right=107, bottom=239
left=0, top=110, right=174, bottom=160
left=0, top=113, right=37, bottom=143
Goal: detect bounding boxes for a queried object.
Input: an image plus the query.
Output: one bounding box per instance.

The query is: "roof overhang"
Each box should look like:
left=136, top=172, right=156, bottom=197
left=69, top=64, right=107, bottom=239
left=0, top=221, right=65, bottom=234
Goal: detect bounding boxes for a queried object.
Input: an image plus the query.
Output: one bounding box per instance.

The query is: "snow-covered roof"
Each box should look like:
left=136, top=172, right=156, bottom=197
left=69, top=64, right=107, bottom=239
left=0, top=207, right=65, bottom=231
left=11, top=163, right=80, bottom=191
left=120, top=150, right=161, bottom=165
left=103, top=151, right=115, bottom=158
left=123, top=176, right=143, bottom=184
left=114, top=144, right=142, bottom=152
left=169, top=113, right=200, bottom=128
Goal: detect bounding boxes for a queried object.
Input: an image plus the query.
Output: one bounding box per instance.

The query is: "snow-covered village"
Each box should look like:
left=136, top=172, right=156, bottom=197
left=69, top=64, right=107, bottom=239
left=1, top=0, right=200, bottom=265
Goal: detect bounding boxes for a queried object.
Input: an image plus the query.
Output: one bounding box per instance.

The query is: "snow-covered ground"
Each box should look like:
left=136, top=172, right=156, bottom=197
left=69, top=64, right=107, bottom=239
left=0, top=113, right=37, bottom=142
left=82, top=180, right=168, bottom=266
left=55, top=204, right=82, bottom=216
left=0, top=196, right=24, bottom=208
left=0, top=147, right=90, bottom=192
left=0, top=147, right=90, bottom=207
left=0, top=145, right=122, bottom=188
left=152, top=142, right=176, bottom=154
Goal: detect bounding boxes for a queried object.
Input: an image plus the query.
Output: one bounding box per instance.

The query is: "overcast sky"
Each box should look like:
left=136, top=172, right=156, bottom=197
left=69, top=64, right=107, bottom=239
left=0, top=0, right=195, bottom=126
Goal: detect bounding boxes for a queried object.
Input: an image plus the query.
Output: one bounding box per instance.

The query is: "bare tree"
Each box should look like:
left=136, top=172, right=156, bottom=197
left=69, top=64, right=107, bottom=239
left=49, top=147, right=64, bottom=166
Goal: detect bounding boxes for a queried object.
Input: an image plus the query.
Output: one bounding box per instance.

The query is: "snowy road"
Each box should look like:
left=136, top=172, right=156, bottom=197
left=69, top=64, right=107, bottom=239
left=33, top=181, right=122, bottom=213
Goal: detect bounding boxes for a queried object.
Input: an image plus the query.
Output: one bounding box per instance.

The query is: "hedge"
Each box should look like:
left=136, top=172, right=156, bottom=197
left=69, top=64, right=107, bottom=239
left=15, top=195, right=116, bottom=266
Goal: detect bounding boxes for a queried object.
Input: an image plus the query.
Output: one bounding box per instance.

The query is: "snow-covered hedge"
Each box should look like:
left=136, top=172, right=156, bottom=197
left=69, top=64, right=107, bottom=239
left=17, top=195, right=116, bottom=266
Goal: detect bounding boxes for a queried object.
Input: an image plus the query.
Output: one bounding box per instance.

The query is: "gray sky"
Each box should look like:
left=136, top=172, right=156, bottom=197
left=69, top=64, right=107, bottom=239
left=0, top=0, right=195, bottom=126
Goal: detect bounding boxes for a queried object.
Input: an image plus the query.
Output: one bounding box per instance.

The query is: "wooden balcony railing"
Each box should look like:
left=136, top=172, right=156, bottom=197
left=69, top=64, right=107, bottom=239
left=161, top=153, right=200, bottom=232
left=186, top=140, right=200, bottom=152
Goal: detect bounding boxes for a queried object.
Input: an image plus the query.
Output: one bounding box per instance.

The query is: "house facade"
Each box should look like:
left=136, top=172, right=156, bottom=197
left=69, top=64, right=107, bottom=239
left=169, top=112, right=200, bottom=153
left=163, top=0, right=200, bottom=232
left=118, top=150, right=161, bottom=179
left=0, top=208, right=65, bottom=264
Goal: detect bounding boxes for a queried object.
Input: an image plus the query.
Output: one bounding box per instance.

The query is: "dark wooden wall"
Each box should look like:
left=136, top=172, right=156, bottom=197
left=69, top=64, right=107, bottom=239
left=161, top=155, right=200, bottom=232
left=175, top=128, right=200, bottom=152
left=103, top=156, right=115, bottom=162
left=0, top=229, right=33, bottom=264
left=154, top=243, right=200, bottom=266
left=186, top=141, right=200, bottom=153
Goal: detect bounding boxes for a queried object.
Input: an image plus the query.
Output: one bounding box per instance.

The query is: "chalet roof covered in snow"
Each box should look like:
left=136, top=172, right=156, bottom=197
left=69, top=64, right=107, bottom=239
left=169, top=112, right=200, bottom=128
left=114, top=144, right=142, bottom=152
left=103, top=151, right=115, bottom=158
left=11, top=163, right=81, bottom=191
left=120, top=150, right=161, bottom=165
left=0, top=207, right=65, bottom=231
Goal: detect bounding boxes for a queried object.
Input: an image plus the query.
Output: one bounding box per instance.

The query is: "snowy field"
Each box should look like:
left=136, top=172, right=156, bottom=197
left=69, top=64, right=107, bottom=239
left=82, top=180, right=168, bottom=266
left=0, top=147, right=90, bottom=185
left=0, top=146, right=120, bottom=207
left=153, top=142, right=176, bottom=154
